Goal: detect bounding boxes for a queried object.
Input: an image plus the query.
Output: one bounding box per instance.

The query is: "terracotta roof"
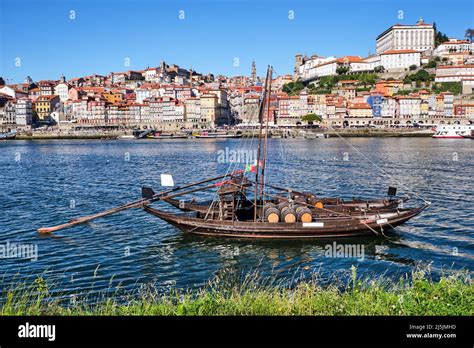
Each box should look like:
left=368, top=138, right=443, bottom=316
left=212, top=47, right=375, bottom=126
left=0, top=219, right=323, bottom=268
left=381, top=49, right=420, bottom=55
left=349, top=103, right=371, bottom=109
left=437, top=65, right=474, bottom=69
left=439, top=40, right=470, bottom=45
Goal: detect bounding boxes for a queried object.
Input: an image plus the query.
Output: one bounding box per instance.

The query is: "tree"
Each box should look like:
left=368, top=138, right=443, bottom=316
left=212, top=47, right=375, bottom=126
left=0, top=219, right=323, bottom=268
left=0, top=77, right=5, bottom=86
left=433, top=22, right=449, bottom=47
left=426, top=60, right=437, bottom=69
left=432, top=82, right=462, bottom=95
left=409, top=64, right=418, bottom=71
left=336, top=66, right=350, bottom=75
left=301, top=113, right=322, bottom=123
left=465, top=28, right=474, bottom=42
left=282, top=81, right=305, bottom=96
left=374, top=66, right=385, bottom=73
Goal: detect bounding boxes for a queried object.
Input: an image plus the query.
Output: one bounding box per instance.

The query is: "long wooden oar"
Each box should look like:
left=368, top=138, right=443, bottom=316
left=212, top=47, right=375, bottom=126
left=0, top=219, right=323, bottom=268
left=37, top=173, right=237, bottom=234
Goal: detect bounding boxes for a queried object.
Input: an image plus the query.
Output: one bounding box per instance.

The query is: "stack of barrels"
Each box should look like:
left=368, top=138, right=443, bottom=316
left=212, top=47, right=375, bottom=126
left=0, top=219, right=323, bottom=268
left=263, top=200, right=313, bottom=224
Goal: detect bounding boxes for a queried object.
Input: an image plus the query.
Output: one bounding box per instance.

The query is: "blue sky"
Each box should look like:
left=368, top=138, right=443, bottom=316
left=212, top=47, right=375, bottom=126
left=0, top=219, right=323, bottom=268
left=1, top=0, right=473, bottom=83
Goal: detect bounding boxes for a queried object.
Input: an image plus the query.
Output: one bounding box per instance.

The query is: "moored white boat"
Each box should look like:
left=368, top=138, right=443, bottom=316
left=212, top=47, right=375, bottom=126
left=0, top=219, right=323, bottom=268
left=432, top=125, right=474, bottom=139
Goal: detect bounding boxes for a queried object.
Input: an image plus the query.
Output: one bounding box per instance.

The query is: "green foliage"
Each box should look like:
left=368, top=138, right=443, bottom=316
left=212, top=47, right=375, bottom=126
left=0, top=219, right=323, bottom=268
left=433, top=22, right=449, bottom=47
left=311, top=73, right=378, bottom=94
left=336, top=66, right=350, bottom=75
left=374, top=66, right=385, bottom=73
left=282, top=81, right=305, bottom=96
left=404, top=69, right=434, bottom=85
left=426, top=60, right=437, bottom=69
left=465, top=28, right=474, bottom=42
left=432, top=82, right=462, bottom=95
left=301, top=113, right=322, bottom=123
left=394, top=89, right=412, bottom=96
left=409, top=64, right=418, bottom=71
left=1, top=272, right=472, bottom=316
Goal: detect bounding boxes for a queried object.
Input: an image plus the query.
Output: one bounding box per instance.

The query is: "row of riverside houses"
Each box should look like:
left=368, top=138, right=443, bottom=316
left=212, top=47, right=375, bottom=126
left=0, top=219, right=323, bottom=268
left=270, top=87, right=469, bottom=127
left=0, top=61, right=236, bottom=131
left=0, top=68, right=472, bottom=131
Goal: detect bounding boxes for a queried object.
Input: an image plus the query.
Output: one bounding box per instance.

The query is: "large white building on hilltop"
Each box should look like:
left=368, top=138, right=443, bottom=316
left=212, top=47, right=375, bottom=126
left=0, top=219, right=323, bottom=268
left=380, top=49, right=421, bottom=71
left=376, top=18, right=435, bottom=54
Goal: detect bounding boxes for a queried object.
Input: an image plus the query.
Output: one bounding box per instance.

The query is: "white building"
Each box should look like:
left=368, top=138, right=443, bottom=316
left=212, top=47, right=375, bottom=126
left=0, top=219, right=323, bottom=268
left=435, top=64, right=474, bottom=82
left=295, top=54, right=336, bottom=80
left=381, top=98, right=397, bottom=117
left=397, top=96, right=421, bottom=119
left=15, top=98, right=33, bottom=126
left=1, top=100, right=16, bottom=125
left=0, top=86, right=27, bottom=99
left=434, top=39, right=474, bottom=56
left=71, top=100, right=88, bottom=122
left=376, top=18, right=434, bottom=54
left=143, top=68, right=159, bottom=82
left=54, top=83, right=69, bottom=102
left=136, top=84, right=159, bottom=103
left=380, top=50, right=421, bottom=71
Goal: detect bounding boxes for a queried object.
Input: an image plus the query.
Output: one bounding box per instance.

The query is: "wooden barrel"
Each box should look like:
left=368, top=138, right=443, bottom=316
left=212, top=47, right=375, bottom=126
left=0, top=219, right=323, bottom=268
left=280, top=206, right=296, bottom=223
left=277, top=201, right=290, bottom=210
left=308, top=196, right=324, bottom=209
left=293, top=195, right=306, bottom=204
left=295, top=206, right=312, bottom=223
left=264, top=204, right=280, bottom=223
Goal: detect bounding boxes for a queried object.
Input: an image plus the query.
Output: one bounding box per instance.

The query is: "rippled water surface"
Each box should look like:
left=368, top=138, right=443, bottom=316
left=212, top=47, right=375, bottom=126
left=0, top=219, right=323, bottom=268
left=0, top=138, right=472, bottom=297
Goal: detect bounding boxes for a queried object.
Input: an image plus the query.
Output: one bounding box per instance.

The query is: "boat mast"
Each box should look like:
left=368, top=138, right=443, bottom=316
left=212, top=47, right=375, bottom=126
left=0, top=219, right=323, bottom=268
left=260, top=66, right=273, bottom=219
left=253, top=66, right=270, bottom=221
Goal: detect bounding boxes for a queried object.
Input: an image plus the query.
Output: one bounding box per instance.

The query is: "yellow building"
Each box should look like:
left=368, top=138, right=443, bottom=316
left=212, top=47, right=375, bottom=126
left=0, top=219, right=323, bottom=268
left=347, top=103, right=373, bottom=117
left=34, top=95, right=60, bottom=120
left=200, top=93, right=218, bottom=125
left=102, top=92, right=123, bottom=104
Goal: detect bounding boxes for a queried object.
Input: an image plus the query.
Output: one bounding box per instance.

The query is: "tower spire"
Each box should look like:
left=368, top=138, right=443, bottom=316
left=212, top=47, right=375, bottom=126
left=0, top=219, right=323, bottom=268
left=251, top=60, right=257, bottom=83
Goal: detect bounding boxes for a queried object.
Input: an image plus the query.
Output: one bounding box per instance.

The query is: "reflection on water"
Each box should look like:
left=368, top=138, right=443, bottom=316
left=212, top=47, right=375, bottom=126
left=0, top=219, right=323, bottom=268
left=0, top=138, right=472, bottom=298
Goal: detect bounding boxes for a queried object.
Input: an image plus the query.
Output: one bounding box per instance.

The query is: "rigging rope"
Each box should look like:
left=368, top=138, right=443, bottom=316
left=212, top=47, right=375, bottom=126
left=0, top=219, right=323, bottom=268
left=327, top=125, right=431, bottom=205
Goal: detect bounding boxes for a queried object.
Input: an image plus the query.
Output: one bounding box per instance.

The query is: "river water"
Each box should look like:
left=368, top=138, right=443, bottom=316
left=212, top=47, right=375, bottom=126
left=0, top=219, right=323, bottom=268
left=0, top=138, right=472, bottom=299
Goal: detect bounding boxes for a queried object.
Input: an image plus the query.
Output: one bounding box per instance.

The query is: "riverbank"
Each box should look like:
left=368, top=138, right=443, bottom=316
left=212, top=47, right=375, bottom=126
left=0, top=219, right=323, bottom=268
left=1, top=271, right=471, bottom=316
left=14, top=133, right=121, bottom=140
left=8, top=129, right=435, bottom=140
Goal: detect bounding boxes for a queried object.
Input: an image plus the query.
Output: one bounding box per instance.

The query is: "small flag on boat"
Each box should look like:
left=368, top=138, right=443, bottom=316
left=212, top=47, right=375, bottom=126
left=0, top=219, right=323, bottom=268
left=160, top=174, right=174, bottom=187
left=244, top=160, right=263, bottom=173
left=244, top=163, right=256, bottom=173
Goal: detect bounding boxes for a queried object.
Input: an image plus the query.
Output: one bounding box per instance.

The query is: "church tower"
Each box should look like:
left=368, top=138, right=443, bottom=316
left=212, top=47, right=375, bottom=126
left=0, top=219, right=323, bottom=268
left=251, top=61, right=257, bottom=83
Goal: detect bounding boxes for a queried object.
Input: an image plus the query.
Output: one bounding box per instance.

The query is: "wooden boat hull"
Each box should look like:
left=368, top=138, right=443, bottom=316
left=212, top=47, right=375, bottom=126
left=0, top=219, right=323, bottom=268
left=143, top=203, right=428, bottom=239
left=163, top=197, right=406, bottom=214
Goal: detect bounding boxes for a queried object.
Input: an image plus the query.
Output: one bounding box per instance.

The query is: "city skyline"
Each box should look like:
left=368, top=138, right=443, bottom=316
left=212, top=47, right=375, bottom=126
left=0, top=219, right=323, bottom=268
left=1, top=0, right=473, bottom=83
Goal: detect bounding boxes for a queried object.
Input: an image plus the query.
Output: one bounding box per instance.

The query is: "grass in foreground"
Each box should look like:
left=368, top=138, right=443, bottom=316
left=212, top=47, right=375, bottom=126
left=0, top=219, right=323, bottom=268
left=1, top=269, right=472, bottom=316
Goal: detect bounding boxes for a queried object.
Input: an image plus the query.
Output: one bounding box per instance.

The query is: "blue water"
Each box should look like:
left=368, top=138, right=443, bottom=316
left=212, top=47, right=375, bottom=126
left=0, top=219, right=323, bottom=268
left=0, top=138, right=472, bottom=299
